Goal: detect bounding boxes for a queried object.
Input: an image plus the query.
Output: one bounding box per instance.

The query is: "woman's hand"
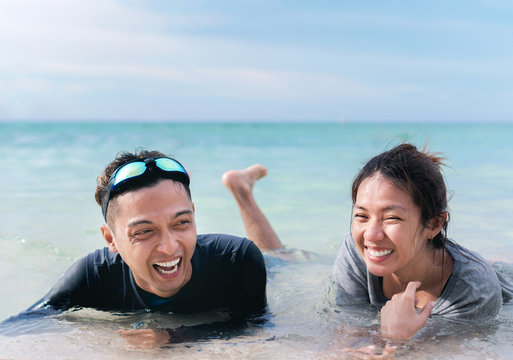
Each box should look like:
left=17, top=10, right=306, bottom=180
left=380, top=281, right=435, bottom=340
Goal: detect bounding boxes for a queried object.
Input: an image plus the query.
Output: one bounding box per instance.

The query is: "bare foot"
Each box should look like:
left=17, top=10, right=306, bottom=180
left=222, top=164, right=268, bottom=198
left=222, top=164, right=283, bottom=250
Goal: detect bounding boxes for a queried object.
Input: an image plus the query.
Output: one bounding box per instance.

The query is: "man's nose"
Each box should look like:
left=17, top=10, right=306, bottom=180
left=157, top=229, right=179, bottom=254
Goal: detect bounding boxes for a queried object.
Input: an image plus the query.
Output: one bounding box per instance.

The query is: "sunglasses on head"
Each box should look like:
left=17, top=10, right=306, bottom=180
left=102, top=157, right=190, bottom=221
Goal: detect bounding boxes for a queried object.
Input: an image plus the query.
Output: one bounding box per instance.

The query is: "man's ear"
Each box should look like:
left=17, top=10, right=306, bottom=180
left=192, top=202, right=195, bottom=213
left=101, top=224, right=118, bottom=253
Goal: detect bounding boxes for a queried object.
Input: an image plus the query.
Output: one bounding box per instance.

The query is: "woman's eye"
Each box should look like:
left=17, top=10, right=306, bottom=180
left=385, top=216, right=402, bottom=222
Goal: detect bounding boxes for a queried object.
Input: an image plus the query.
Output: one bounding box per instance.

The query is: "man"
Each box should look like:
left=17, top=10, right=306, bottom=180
left=5, top=150, right=267, bottom=344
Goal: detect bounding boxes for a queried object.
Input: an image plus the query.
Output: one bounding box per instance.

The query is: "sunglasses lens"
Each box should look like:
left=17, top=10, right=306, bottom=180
left=155, top=158, right=186, bottom=173
left=112, top=162, right=147, bottom=187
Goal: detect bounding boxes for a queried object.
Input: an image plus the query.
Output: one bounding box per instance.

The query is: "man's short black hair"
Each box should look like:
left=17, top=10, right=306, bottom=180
left=95, top=149, right=191, bottom=223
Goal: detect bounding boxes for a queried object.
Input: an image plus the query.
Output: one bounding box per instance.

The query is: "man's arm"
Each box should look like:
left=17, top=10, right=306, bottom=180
left=117, top=317, right=254, bottom=349
left=3, top=256, right=91, bottom=323
left=239, top=241, right=267, bottom=315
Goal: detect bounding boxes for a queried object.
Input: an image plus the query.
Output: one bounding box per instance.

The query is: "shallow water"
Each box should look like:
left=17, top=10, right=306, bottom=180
left=1, top=122, right=513, bottom=359
left=2, top=255, right=512, bottom=359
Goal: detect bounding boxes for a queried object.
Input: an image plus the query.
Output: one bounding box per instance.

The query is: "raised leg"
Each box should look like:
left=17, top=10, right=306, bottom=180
left=222, top=164, right=283, bottom=251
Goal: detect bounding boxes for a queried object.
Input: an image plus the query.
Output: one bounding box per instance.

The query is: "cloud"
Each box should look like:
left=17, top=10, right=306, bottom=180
left=0, top=0, right=218, bottom=32
left=189, top=67, right=381, bottom=101
left=0, top=0, right=512, bottom=121
left=0, top=0, right=380, bottom=106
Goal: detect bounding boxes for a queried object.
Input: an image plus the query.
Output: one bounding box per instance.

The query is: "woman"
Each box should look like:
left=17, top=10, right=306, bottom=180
left=223, top=143, right=512, bottom=340
left=332, top=143, right=511, bottom=339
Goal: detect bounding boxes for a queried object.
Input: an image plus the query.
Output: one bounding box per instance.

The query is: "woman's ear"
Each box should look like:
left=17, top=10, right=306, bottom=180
left=429, top=212, right=448, bottom=237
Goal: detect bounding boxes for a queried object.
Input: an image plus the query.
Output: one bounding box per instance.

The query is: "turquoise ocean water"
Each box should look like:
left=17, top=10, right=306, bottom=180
left=1, top=122, right=513, bottom=359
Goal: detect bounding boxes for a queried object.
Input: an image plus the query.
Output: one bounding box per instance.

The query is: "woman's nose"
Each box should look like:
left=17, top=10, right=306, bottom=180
left=364, top=220, right=385, bottom=242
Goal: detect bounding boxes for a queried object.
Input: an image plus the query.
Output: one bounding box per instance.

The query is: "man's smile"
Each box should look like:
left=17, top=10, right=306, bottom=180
left=153, top=257, right=181, bottom=275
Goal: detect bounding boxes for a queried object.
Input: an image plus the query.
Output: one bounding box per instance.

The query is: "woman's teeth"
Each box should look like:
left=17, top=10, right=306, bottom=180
left=367, top=248, right=393, bottom=257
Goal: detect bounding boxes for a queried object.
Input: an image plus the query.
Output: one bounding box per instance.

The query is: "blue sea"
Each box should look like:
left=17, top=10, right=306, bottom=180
left=1, top=122, right=513, bottom=359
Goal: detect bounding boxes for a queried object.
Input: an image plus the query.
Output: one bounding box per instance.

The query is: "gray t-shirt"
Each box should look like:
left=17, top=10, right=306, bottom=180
left=333, top=233, right=508, bottom=320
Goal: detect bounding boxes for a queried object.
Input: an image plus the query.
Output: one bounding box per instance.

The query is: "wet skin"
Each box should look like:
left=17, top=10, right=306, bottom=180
left=351, top=173, right=440, bottom=284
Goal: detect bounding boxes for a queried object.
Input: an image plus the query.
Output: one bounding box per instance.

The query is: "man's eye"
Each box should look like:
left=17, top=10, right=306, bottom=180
left=175, top=219, right=191, bottom=228
left=135, top=229, right=152, bottom=236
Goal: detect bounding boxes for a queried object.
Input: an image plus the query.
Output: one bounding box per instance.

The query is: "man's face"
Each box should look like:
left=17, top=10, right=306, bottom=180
left=101, top=180, right=197, bottom=298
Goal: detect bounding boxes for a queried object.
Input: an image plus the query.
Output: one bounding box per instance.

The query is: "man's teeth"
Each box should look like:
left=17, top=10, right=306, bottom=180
left=155, top=258, right=180, bottom=267
left=154, top=258, right=181, bottom=274
left=367, top=248, right=393, bottom=257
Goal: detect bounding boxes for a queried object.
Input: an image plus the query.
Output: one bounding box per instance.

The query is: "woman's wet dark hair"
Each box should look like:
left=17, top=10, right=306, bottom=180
left=351, top=143, right=449, bottom=248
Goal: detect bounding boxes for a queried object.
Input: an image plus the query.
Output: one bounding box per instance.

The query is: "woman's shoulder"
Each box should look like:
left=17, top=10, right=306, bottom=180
left=334, top=233, right=364, bottom=266
left=436, top=241, right=502, bottom=319
left=445, top=241, right=498, bottom=278
left=333, top=233, right=370, bottom=287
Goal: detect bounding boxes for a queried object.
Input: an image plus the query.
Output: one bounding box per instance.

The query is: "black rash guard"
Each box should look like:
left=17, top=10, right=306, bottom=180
left=10, top=234, right=267, bottom=320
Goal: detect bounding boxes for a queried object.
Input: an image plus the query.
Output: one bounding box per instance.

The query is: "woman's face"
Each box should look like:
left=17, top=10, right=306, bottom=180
left=351, top=173, right=433, bottom=278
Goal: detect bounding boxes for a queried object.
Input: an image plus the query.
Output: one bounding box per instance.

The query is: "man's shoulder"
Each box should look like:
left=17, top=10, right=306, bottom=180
left=175, top=234, right=266, bottom=315
left=196, top=233, right=254, bottom=257
left=64, top=247, right=127, bottom=283
left=88, top=247, right=124, bottom=264
left=193, top=234, right=263, bottom=272
left=76, top=247, right=126, bottom=272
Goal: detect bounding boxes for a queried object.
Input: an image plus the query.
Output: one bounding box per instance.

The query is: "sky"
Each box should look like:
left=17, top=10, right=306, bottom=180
left=1, top=0, right=513, bottom=122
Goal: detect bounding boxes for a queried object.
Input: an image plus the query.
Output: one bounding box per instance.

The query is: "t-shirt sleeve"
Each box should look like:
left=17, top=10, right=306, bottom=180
left=491, top=261, right=513, bottom=303
left=332, top=233, right=370, bottom=305
left=237, top=241, right=267, bottom=315
left=434, top=244, right=503, bottom=320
